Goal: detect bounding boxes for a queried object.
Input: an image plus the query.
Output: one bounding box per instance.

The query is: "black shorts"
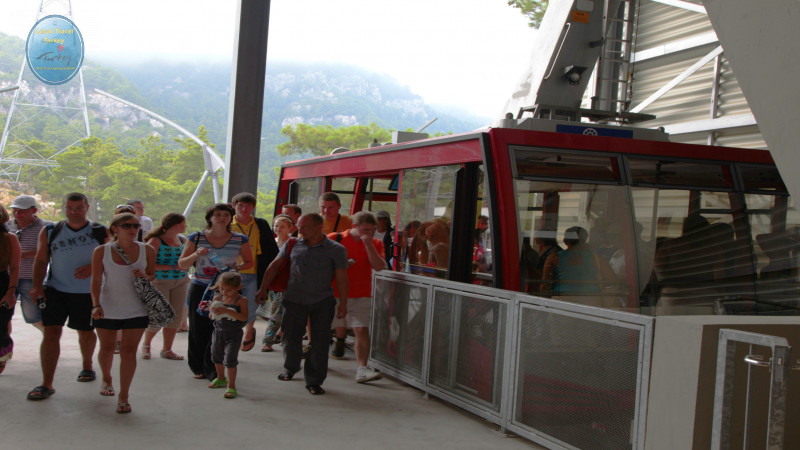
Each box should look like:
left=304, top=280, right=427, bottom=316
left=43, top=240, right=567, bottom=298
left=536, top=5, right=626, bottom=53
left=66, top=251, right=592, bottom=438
left=92, top=316, right=149, bottom=330
left=41, top=287, right=94, bottom=331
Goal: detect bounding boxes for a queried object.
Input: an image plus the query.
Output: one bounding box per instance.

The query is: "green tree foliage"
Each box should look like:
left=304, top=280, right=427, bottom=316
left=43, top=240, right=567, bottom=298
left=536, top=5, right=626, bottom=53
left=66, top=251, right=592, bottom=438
left=507, top=0, right=549, bottom=29
left=277, top=122, right=393, bottom=157
left=32, top=127, right=218, bottom=230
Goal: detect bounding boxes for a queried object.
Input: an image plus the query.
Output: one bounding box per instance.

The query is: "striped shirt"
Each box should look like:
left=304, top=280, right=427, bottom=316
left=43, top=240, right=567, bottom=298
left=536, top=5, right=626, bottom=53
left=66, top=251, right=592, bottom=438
left=6, top=217, right=51, bottom=279
left=186, top=231, right=249, bottom=286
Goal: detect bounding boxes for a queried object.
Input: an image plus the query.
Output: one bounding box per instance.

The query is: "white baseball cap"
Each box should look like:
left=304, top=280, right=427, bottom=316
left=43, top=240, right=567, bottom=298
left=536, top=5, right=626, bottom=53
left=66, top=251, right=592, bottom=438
left=10, top=195, right=37, bottom=210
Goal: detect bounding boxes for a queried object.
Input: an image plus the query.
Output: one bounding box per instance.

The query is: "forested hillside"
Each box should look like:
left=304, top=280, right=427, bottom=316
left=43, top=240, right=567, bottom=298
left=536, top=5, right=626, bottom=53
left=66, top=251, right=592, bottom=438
left=0, top=31, right=488, bottom=226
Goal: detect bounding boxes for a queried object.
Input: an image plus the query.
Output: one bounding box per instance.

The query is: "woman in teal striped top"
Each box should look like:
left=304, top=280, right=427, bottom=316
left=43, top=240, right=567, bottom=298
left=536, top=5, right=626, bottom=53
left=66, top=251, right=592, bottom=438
left=141, top=213, right=189, bottom=360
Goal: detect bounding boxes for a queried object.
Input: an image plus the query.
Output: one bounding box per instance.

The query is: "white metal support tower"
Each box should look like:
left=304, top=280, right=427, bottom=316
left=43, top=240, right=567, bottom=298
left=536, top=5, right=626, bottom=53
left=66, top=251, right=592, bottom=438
left=0, top=0, right=91, bottom=184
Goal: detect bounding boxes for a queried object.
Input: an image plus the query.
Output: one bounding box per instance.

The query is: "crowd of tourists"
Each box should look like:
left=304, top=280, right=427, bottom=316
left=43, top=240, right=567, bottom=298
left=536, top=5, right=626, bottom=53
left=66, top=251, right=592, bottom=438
left=0, top=191, right=386, bottom=413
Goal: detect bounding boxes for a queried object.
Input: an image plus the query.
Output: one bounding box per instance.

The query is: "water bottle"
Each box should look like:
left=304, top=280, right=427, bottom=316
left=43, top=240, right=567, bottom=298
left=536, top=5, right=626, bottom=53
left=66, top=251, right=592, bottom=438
left=207, top=250, right=222, bottom=267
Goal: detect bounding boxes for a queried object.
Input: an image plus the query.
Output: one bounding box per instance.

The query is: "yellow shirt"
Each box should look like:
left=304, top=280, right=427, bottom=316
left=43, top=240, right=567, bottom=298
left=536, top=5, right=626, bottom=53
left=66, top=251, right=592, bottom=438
left=322, top=214, right=353, bottom=235
left=232, top=216, right=260, bottom=274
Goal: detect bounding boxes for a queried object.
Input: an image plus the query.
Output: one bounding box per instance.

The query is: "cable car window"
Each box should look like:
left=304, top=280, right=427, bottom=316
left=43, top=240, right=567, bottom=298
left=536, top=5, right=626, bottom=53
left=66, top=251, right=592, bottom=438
left=745, top=194, right=800, bottom=314
left=631, top=188, right=752, bottom=315
left=512, top=147, right=621, bottom=182
left=738, top=164, right=788, bottom=193
left=330, top=177, right=356, bottom=214
left=293, top=177, right=323, bottom=218
left=396, top=165, right=459, bottom=278
left=628, top=158, right=733, bottom=189
left=472, top=166, right=493, bottom=286
left=515, top=179, right=631, bottom=307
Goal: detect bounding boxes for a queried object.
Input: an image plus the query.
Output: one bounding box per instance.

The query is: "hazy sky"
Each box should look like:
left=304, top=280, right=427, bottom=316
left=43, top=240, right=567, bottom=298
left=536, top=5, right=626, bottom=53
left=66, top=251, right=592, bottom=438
left=0, top=0, right=537, bottom=118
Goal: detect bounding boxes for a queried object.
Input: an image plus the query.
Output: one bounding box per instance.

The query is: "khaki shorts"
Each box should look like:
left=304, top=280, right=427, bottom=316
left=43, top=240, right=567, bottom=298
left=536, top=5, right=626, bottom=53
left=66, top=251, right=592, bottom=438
left=331, top=297, right=372, bottom=329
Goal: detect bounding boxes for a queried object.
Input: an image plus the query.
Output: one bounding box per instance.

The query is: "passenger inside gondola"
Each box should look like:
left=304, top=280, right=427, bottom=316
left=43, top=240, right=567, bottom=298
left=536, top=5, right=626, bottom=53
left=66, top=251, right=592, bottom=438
left=425, top=218, right=450, bottom=270
left=542, top=226, right=602, bottom=296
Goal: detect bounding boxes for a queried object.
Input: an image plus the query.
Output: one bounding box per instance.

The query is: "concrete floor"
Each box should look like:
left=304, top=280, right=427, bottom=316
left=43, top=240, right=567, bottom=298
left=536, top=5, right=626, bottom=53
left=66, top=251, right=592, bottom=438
left=1, top=306, right=541, bottom=450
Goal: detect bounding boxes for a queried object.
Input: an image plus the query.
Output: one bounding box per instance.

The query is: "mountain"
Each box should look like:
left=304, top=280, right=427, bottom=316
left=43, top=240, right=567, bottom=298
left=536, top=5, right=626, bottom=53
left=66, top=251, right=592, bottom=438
left=0, top=32, right=490, bottom=192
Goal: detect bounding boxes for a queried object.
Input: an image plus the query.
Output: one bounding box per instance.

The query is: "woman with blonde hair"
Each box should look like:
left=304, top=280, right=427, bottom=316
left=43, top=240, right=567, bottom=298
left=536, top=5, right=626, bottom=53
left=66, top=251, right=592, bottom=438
left=0, top=204, right=21, bottom=374
left=90, top=212, right=156, bottom=413
left=141, top=212, right=189, bottom=360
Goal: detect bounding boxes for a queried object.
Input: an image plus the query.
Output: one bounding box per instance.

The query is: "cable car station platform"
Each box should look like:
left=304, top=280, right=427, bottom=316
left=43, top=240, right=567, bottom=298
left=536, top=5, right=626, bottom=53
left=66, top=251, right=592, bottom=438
left=1, top=310, right=541, bottom=450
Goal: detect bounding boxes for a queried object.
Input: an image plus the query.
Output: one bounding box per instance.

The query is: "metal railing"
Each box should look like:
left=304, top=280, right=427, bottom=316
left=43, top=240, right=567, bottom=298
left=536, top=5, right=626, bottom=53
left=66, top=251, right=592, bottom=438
left=369, top=271, right=654, bottom=449
left=711, top=329, right=793, bottom=450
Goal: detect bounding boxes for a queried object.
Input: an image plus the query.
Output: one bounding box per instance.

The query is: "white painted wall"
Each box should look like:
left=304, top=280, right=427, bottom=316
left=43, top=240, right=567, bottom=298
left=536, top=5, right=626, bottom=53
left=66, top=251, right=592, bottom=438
left=702, top=0, right=800, bottom=200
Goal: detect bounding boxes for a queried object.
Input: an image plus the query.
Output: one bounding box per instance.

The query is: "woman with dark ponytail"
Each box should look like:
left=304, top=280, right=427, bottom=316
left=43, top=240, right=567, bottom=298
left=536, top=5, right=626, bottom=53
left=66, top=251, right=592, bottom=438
left=140, top=213, right=189, bottom=361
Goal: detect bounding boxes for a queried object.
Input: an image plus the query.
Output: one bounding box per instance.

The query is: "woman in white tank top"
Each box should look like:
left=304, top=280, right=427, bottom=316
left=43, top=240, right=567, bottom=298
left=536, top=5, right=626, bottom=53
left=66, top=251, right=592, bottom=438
left=89, top=212, right=156, bottom=414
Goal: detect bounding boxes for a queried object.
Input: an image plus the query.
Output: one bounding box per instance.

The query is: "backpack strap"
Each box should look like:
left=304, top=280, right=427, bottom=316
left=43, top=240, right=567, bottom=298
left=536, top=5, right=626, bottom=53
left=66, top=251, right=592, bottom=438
left=90, top=221, right=107, bottom=245
left=335, top=233, right=343, bottom=243
left=46, top=220, right=66, bottom=253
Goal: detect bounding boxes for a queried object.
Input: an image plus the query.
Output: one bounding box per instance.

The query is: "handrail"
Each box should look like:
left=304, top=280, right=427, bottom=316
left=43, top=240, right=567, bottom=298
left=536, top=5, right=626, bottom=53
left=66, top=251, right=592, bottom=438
left=543, top=23, right=571, bottom=80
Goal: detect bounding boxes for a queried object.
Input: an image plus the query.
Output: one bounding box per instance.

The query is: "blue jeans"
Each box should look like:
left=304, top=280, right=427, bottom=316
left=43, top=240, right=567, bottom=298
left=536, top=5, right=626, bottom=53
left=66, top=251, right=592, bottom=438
left=241, top=273, right=258, bottom=324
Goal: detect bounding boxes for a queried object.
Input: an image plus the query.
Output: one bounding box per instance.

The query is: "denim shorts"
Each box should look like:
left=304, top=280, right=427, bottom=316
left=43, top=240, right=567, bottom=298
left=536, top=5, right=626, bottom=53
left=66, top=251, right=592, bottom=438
left=16, top=279, right=42, bottom=324
left=240, top=273, right=258, bottom=324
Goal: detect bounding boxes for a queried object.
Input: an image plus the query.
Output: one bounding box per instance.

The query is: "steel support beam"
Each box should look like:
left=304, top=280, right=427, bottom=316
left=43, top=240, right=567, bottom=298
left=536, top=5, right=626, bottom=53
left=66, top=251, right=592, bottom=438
left=223, top=0, right=271, bottom=202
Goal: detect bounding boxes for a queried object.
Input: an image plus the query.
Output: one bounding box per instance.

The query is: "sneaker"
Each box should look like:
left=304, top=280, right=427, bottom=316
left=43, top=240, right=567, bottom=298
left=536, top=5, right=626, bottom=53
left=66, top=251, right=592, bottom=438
left=356, top=366, right=383, bottom=383
left=331, top=339, right=345, bottom=359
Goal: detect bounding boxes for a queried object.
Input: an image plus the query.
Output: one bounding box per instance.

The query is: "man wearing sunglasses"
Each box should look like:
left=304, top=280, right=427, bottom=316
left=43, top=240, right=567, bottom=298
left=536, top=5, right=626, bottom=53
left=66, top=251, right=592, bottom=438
left=26, top=192, right=109, bottom=401
left=6, top=195, right=52, bottom=332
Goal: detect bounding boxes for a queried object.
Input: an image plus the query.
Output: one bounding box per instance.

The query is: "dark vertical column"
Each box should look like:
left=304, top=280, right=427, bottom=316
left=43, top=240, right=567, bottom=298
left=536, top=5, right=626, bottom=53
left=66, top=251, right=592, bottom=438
left=449, top=164, right=479, bottom=282
left=223, top=0, right=271, bottom=201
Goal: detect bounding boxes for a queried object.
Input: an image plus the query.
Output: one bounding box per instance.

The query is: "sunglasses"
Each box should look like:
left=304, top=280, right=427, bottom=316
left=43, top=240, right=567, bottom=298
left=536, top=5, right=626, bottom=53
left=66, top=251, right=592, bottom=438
left=119, top=223, right=141, bottom=230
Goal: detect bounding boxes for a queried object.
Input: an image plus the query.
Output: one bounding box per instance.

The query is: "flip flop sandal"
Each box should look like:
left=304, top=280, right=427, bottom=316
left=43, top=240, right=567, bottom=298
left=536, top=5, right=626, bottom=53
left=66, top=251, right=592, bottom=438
left=160, top=350, right=184, bottom=360
left=277, top=369, right=295, bottom=381
left=142, top=345, right=151, bottom=360
left=224, top=388, right=237, bottom=399
left=27, top=385, right=55, bottom=400
left=208, top=378, right=228, bottom=389
left=100, top=385, right=115, bottom=396
left=77, top=369, right=96, bottom=382
left=306, top=385, right=325, bottom=395
left=261, top=343, right=273, bottom=352
left=192, top=373, right=207, bottom=379
left=241, top=334, right=256, bottom=352
left=116, top=402, right=131, bottom=414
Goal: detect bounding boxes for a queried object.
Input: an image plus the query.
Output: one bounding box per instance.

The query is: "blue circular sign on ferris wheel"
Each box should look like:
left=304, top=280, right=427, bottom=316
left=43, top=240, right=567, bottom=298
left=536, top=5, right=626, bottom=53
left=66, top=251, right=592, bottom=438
left=25, top=15, right=85, bottom=85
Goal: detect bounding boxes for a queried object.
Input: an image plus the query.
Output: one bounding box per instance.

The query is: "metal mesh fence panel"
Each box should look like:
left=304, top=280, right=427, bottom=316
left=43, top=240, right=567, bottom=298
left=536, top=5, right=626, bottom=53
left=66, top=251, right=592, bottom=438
left=371, top=277, right=428, bottom=379
left=428, top=290, right=507, bottom=412
left=513, top=304, right=643, bottom=449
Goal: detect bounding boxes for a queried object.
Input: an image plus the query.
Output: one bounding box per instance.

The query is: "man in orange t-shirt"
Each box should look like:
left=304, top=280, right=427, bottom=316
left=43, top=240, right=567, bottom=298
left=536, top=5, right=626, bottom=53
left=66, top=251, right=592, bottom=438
left=329, top=211, right=386, bottom=383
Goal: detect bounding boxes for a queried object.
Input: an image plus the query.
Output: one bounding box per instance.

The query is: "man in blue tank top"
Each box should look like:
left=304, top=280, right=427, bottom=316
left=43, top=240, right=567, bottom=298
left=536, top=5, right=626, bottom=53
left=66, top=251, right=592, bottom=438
left=26, top=192, right=109, bottom=400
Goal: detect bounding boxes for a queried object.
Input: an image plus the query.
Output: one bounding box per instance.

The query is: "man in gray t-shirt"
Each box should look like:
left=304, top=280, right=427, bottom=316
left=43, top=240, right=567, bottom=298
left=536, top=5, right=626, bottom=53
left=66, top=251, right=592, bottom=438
left=258, top=213, right=348, bottom=395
